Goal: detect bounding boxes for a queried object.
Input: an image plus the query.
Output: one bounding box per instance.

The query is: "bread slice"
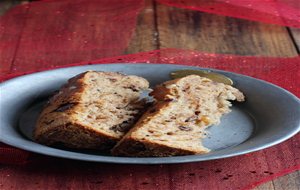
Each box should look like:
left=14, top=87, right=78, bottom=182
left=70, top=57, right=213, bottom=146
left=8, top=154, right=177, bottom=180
left=111, top=75, right=245, bottom=157
left=34, top=71, right=149, bottom=150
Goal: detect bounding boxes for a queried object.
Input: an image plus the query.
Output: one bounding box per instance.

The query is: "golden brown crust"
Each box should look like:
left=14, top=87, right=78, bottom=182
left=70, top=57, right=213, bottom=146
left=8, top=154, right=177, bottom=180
left=111, top=137, right=206, bottom=157
left=35, top=122, right=118, bottom=150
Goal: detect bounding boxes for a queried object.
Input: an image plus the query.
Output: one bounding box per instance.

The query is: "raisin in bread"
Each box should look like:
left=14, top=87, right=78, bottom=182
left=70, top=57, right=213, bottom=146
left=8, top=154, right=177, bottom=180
left=112, top=75, right=245, bottom=156
left=34, top=71, right=149, bottom=150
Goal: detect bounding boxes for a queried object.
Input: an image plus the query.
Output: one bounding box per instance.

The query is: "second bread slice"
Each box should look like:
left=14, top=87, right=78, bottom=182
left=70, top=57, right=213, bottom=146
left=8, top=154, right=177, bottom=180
left=112, top=75, right=245, bottom=156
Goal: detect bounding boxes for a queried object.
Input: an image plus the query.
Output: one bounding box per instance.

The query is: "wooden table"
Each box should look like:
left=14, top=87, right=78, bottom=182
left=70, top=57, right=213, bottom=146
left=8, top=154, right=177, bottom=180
left=1, top=1, right=299, bottom=189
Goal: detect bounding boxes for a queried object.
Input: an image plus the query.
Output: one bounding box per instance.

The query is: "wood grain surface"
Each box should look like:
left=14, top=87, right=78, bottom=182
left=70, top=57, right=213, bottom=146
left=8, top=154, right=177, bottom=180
left=0, top=1, right=299, bottom=190
left=125, top=0, right=157, bottom=53
left=289, top=28, right=300, bottom=53
left=154, top=3, right=298, bottom=57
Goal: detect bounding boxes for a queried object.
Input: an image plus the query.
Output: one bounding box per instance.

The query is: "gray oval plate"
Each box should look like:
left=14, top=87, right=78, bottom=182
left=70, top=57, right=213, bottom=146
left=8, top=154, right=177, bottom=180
left=0, top=64, right=299, bottom=164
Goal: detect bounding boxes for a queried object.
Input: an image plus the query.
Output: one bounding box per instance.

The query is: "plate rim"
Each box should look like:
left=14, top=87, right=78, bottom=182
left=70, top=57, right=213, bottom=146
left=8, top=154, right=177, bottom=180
left=1, top=63, right=299, bottom=164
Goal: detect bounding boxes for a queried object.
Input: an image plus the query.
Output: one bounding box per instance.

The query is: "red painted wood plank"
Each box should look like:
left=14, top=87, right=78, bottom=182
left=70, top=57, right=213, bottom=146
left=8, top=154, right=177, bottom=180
left=0, top=0, right=143, bottom=74
left=0, top=4, right=28, bottom=74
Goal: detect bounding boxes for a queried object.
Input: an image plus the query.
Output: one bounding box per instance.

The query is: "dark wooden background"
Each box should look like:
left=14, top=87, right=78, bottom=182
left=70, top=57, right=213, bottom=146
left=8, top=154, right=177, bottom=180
left=1, top=0, right=299, bottom=189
